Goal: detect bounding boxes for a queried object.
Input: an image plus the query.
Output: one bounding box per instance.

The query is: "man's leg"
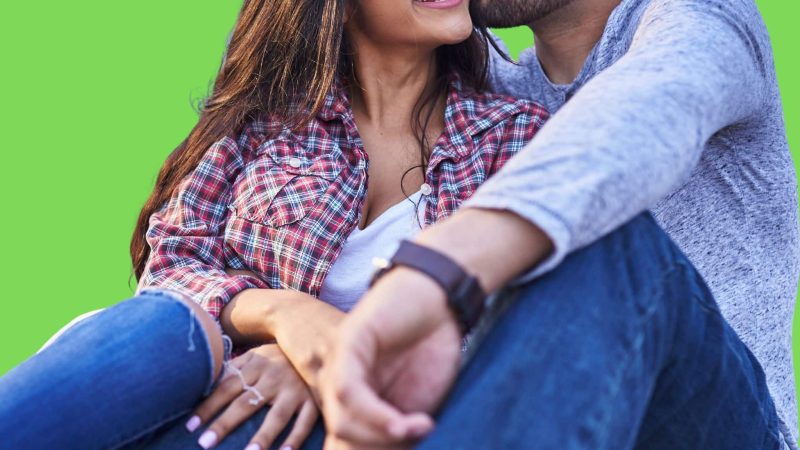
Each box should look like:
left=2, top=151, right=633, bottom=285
left=418, top=213, right=783, bottom=450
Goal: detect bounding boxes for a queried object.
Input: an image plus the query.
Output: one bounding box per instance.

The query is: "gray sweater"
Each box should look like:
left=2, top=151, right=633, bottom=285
left=465, top=0, right=800, bottom=446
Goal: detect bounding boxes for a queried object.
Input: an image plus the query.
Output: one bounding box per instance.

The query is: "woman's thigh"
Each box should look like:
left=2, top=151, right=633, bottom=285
left=0, top=291, right=220, bottom=450
left=140, top=407, right=326, bottom=450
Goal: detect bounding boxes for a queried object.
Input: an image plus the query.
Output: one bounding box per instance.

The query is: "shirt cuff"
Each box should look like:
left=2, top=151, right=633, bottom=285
left=461, top=194, right=573, bottom=286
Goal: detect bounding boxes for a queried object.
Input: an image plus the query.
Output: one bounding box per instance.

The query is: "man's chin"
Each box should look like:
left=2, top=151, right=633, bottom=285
left=472, top=0, right=573, bottom=28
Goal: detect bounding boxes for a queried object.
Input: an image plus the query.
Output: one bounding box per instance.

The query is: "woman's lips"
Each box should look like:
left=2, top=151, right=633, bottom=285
left=414, top=0, right=464, bottom=10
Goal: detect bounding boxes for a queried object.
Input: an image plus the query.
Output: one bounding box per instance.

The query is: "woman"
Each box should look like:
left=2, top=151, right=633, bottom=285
left=0, top=0, right=547, bottom=449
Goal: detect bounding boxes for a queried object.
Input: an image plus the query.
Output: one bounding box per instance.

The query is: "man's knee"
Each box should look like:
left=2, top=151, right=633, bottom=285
left=493, top=212, right=700, bottom=342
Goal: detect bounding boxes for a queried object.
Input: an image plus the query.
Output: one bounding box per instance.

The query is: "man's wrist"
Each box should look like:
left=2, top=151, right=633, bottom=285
left=372, top=240, right=486, bottom=333
left=372, top=266, right=457, bottom=331
left=413, top=207, right=554, bottom=293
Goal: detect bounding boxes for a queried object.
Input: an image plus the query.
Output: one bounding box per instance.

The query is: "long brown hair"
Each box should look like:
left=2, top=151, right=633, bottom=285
left=131, top=0, right=503, bottom=282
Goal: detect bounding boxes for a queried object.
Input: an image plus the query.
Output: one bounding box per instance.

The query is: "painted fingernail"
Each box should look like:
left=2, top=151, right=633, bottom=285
left=280, top=446, right=293, bottom=450
left=244, top=444, right=262, bottom=450
left=198, top=430, right=218, bottom=449
left=185, top=415, right=201, bottom=432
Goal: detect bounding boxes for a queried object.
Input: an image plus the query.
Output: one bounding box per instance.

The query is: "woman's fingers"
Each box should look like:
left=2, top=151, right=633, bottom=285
left=185, top=353, right=255, bottom=432
left=187, top=344, right=317, bottom=449
left=245, top=394, right=301, bottom=450
left=198, top=393, right=270, bottom=449
left=187, top=375, right=244, bottom=432
left=277, top=399, right=320, bottom=450
left=187, top=365, right=248, bottom=424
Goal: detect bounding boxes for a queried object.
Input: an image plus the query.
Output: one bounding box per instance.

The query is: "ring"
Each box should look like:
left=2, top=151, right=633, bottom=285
left=224, top=361, right=266, bottom=405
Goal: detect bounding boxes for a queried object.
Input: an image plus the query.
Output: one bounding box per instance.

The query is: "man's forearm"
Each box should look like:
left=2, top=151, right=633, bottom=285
left=466, top=2, right=766, bottom=282
left=414, top=207, right=554, bottom=293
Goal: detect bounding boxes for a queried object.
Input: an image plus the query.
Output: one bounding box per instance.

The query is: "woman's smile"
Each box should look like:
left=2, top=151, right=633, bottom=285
left=413, top=0, right=464, bottom=10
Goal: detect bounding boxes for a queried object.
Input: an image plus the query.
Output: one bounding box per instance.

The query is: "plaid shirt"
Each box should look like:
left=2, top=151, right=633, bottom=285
left=137, top=75, right=548, bottom=321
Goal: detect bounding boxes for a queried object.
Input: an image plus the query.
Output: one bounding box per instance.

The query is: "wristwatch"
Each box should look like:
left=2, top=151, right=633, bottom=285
left=369, top=240, right=487, bottom=334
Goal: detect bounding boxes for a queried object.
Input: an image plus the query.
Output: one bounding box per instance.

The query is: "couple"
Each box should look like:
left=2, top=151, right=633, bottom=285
left=1, top=0, right=797, bottom=449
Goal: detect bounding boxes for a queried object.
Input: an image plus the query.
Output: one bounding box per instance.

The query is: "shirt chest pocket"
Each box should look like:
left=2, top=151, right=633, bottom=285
left=231, top=144, right=341, bottom=227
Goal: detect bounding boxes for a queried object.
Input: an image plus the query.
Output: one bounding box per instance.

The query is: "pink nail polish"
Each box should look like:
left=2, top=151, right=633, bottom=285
left=280, top=446, right=293, bottom=450
left=244, top=444, right=262, bottom=450
left=198, top=430, right=218, bottom=449
left=185, top=415, right=201, bottom=433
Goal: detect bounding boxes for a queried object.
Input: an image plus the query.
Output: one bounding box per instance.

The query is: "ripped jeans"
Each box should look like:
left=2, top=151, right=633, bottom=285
left=0, top=290, right=233, bottom=449
left=0, top=213, right=788, bottom=449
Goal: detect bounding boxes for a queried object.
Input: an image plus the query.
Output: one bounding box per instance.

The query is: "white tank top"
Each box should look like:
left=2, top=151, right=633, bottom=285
left=319, top=191, right=425, bottom=312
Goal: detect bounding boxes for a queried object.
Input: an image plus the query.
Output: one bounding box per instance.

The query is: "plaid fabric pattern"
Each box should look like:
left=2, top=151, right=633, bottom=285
left=137, top=75, right=549, bottom=320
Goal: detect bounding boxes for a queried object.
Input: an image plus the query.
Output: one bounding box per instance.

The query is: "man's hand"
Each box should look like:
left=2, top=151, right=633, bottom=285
left=319, top=267, right=462, bottom=449
left=318, top=208, right=552, bottom=449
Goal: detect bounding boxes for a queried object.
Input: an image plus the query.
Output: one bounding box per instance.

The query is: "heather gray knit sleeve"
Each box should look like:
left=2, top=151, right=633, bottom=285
left=464, top=0, right=769, bottom=280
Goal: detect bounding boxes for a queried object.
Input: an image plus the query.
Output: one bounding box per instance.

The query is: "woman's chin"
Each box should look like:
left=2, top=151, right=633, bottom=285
left=429, top=20, right=474, bottom=46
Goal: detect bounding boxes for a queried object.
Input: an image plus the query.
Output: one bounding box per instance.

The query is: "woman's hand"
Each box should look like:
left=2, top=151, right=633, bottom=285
left=269, top=294, right=345, bottom=402
left=186, top=343, right=319, bottom=450
left=222, top=268, right=346, bottom=402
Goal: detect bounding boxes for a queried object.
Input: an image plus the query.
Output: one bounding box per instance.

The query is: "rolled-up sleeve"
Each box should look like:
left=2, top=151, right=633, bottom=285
left=137, top=136, right=269, bottom=320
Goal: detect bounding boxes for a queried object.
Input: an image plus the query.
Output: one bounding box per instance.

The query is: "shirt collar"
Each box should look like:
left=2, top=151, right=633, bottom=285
left=317, top=71, right=525, bottom=161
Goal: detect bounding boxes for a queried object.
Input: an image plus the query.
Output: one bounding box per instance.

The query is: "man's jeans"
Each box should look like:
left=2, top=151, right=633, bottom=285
left=0, top=213, right=785, bottom=449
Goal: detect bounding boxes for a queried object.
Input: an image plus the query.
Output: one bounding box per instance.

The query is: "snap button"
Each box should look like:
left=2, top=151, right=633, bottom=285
left=288, top=157, right=302, bottom=169
left=420, top=183, right=433, bottom=196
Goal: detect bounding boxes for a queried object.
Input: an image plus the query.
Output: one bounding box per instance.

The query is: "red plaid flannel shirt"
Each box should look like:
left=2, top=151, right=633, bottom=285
left=137, top=75, right=548, bottom=321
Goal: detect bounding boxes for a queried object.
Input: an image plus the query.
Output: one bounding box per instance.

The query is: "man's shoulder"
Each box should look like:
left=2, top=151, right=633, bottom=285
left=636, top=0, right=769, bottom=46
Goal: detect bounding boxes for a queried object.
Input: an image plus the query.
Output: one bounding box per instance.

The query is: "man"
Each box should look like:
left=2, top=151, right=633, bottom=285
left=318, top=0, right=799, bottom=449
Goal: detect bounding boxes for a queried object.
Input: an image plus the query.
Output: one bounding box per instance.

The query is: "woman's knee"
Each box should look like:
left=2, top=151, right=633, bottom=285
left=134, top=291, right=226, bottom=382
left=172, top=297, right=225, bottom=381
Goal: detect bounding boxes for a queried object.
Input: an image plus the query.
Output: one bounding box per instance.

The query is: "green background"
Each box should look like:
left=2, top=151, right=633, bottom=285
left=0, top=0, right=797, bottom=416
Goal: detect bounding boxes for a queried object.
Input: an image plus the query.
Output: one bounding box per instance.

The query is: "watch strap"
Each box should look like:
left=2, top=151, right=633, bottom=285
left=370, top=240, right=487, bottom=333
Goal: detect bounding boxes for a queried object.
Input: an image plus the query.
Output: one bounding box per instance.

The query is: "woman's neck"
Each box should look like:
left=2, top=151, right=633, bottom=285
left=347, top=34, right=440, bottom=131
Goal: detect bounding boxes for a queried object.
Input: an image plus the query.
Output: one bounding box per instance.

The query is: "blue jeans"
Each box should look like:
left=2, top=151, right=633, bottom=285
left=0, top=213, right=784, bottom=449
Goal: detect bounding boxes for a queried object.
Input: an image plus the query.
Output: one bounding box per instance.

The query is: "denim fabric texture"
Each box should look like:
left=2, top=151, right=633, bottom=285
left=0, top=213, right=785, bottom=449
left=0, top=291, right=223, bottom=449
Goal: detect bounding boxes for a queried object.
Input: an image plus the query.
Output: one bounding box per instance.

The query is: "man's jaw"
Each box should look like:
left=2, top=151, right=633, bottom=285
left=472, top=0, right=576, bottom=29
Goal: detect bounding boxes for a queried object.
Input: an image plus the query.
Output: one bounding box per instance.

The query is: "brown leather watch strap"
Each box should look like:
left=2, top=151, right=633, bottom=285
left=370, top=240, right=487, bottom=333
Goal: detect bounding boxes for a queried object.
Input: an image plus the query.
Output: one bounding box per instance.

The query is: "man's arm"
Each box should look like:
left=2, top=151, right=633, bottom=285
left=460, top=0, right=769, bottom=282
left=318, top=2, right=772, bottom=448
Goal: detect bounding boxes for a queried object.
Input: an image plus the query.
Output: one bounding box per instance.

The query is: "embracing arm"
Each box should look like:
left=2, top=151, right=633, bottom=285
left=316, top=5, right=773, bottom=444
left=447, top=0, right=770, bottom=285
